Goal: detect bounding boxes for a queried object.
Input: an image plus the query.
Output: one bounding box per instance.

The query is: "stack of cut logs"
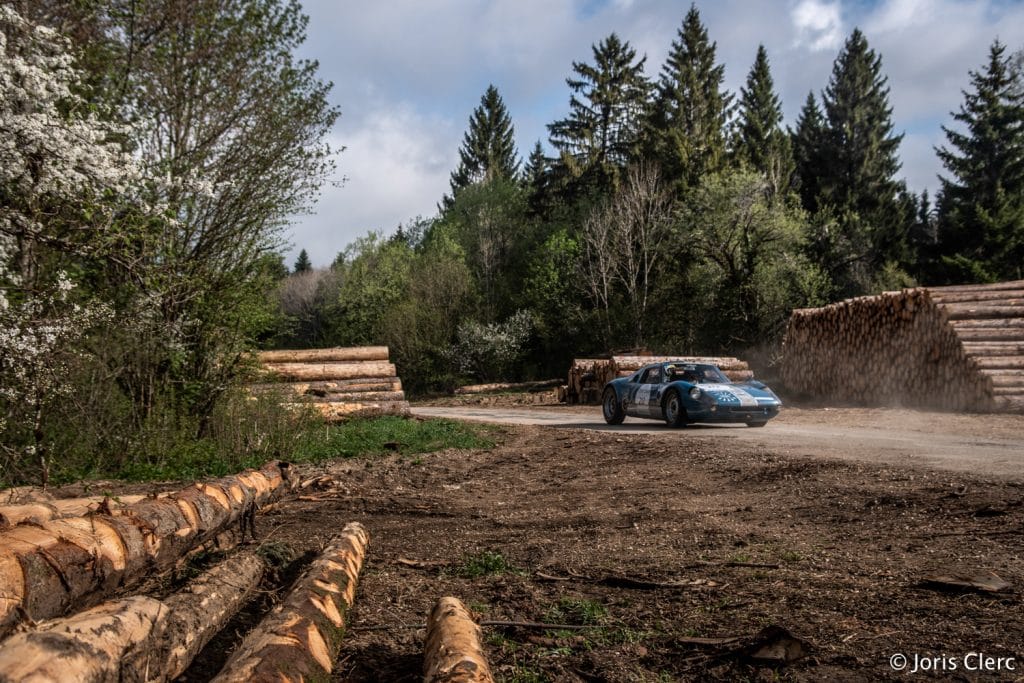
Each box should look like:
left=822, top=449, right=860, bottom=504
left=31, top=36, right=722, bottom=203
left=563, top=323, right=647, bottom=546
left=0, top=468, right=498, bottom=682
left=781, top=280, right=1024, bottom=413
left=256, top=346, right=410, bottom=420
left=565, top=355, right=753, bottom=405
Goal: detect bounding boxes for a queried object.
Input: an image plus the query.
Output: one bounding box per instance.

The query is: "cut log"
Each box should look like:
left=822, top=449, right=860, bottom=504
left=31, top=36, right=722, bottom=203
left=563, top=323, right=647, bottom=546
left=0, top=487, right=52, bottom=505
left=455, top=379, right=562, bottom=395
left=961, top=342, right=1024, bottom=356
left=0, top=596, right=164, bottom=682
left=261, top=361, right=397, bottom=382
left=212, top=522, right=369, bottom=683
left=948, top=317, right=1024, bottom=329
left=424, top=597, right=495, bottom=683
left=256, top=346, right=390, bottom=363
left=0, top=551, right=265, bottom=682
left=941, top=304, right=1023, bottom=320
left=0, top=494, right=156, bottom=529
left=930, top=289, right=1024, bottom=304
left=972, top=356, right=1024, bottom=369
left=0, top=461, right=292, bottom=640
left=308, top=401, right=411, bottom=420
left=301, top=391, right=407, bottom=403
left=158, top=551, right=266, bottom=680
left=954, top=328, right=1024, bottom=342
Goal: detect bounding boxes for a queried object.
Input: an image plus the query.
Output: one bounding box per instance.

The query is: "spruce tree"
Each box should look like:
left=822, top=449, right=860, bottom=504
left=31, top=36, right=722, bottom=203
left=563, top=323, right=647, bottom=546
left=293, top=248, right=312, bottom=273
left=791, top=91, right=827, bottom=213
left=645, top=5, right=732, bottom=192
left=445, top=85, right=519, bottom=207
left=734, top=45, right=794, bottom=199
left=817, top=29, right=907, bottom=292
left=522, top=140, right=551, bottom=215
left=548, top=33, right=650, bottom=193
left=936, top=40, right=1024, bottom=283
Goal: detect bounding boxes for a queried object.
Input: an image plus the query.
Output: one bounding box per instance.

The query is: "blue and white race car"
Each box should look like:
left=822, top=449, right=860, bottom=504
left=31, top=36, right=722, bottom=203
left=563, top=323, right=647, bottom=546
left=602, top=361, right=782, bottom=427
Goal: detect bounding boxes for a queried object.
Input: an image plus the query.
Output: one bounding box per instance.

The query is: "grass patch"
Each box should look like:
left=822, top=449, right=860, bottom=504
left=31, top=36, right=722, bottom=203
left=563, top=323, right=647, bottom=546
left=60, top=416, right=496, bottom=484
left=456, top=550, right=516, bottom=578
left=544, top=597, right=608, bottom=626
left=293, top=416, right=497, bottom=462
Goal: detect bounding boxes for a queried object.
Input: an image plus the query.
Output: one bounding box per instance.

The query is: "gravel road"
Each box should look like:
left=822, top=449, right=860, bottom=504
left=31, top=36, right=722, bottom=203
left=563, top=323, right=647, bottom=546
left=412, top=404, right=1024, bottom=479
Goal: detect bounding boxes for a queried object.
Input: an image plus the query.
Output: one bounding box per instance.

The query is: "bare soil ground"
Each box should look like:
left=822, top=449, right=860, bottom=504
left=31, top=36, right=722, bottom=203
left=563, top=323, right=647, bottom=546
left=38, top=404, right=1019, bottom=681
left=201, top=408, right=1024, bottom=682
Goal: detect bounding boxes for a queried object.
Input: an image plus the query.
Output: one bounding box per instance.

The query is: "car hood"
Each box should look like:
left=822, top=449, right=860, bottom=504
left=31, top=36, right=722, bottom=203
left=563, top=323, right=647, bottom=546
left=698, top=382, right=780, bottom=406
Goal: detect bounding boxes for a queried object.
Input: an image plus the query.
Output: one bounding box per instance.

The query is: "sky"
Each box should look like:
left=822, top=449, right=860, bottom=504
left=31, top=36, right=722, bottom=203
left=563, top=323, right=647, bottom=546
left=286, top=0, right=1024, bottom=267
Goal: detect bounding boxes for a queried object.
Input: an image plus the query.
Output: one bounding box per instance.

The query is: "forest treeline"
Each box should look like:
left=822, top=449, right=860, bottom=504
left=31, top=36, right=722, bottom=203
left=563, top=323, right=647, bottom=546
left=1, top=2, right=1021, bottom=483
left=276, top=6, right=1024, bottom=392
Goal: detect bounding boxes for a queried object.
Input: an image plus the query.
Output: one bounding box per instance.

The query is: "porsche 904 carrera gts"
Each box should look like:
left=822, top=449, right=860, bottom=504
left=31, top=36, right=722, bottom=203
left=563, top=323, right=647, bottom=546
left=602, top=361, right=782, bottom=427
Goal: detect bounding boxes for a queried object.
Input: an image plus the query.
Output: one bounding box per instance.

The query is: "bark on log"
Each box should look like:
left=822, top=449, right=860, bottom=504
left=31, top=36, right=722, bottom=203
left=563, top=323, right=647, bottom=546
left=0, top=488, right=52, bottom=505
left=0, top=495, right=156, bottom=530
left=256, top=346, right=390, bottom=363
left=0, top=596, right=164, bottom=683
left=212, top=522, right=369, bottom=683
left=261, top=361, right=397, bottom=382
left=424, top=597, right=495, bottom=683
left=0, top=552, right=265, bottom=682
left=0, top=462, right=292, bottom=640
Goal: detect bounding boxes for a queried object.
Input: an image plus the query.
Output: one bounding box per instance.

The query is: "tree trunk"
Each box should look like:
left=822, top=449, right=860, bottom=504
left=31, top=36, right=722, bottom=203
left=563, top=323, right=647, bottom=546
left=211, top=522, right=369, bottom=683
left=0, top=461, right=292, bottom=639
left=423, top=597, right=495, bottom=683
left=0, top=551, right=265, bottom=682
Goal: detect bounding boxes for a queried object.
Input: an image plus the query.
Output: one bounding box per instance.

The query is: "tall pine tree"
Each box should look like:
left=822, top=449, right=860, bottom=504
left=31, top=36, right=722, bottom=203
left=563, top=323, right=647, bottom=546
left=936, top=40, right=1024, bottom=283
left=645, top=5, right=732, bottom=192
left=791, top=91, right=827, bottom=213
left=733, top=45, right=794, bottom=199
left=293, top=248, right=312, bottom=273
left=445, top=84, right=519, bottom=208
left=816, top=29, right=908, bottom=293
left=548, top=33, right=650, bottom=194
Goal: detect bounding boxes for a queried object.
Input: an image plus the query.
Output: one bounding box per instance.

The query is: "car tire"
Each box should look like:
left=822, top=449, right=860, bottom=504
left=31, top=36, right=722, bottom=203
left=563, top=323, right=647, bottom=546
left=663, top=390, right=687, bottom=427
left=602, top=387, right=625, bottom=425
left=746, top=421, right=768, bottom=428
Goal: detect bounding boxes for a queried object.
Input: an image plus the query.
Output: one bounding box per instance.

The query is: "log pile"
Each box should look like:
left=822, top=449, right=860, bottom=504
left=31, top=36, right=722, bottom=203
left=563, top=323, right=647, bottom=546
left=257, top=346, right=410, bottom=420
left=781, top=280, right=1024, bottom=413
left=565, top=355, right=753, bottom=405
left=0, top=461, right=293, bottom=639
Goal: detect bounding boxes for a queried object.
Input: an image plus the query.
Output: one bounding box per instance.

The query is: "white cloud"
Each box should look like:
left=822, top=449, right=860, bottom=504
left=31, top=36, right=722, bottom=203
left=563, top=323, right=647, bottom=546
left=791, top=0, right=843, bottom=51
left=285, top=105, right=458, bottom=267
left=286, top=0, right=1024, bottom=261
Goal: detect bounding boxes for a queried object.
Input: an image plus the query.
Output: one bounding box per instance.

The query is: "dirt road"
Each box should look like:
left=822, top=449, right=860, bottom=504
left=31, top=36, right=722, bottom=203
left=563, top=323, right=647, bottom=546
left=412, top=405, right=1024, bottom=479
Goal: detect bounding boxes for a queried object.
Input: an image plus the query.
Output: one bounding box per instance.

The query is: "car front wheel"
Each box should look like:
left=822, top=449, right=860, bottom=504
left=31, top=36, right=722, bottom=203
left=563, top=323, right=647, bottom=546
left=663, top=390, right=687, bottom=427
left=602, top=388, right=625, bottom=425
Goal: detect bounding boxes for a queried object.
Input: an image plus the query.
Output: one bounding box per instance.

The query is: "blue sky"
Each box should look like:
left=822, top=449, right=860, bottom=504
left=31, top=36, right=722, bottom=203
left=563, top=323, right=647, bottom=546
left=287, top=0, right=1024, bottom=267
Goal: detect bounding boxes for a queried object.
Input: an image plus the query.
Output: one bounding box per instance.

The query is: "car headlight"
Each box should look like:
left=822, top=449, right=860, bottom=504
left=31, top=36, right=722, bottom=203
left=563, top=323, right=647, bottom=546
left=689, top=387, right=701, bottom=400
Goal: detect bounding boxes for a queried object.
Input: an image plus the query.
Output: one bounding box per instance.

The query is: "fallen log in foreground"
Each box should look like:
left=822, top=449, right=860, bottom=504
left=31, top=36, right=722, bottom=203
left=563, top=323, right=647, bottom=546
left=212, top=522, right=369, bottom=682
left=0, top=494, right=161, bottom=530
left=0, top=551, right=265, bottom=682
left=0, top=461, right=292, bottom=640
left=424, top=597, right=495, bottom=683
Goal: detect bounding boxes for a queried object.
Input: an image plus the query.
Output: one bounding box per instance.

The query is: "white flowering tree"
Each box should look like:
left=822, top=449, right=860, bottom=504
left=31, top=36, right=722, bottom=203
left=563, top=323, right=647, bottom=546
left=0, top=6, right=132, bottom=485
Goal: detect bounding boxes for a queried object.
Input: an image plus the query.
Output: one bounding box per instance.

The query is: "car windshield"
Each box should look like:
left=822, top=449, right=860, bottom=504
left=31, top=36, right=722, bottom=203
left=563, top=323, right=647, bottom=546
left=669, top=365, right=728, bottom=383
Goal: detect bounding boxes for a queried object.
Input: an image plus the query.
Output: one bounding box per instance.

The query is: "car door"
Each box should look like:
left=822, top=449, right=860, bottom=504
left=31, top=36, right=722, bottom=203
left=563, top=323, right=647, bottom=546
left=631, top=366, right=663, bottom=417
